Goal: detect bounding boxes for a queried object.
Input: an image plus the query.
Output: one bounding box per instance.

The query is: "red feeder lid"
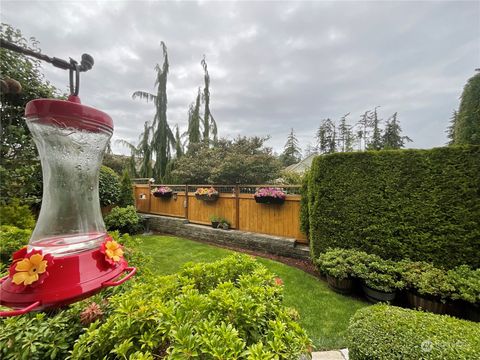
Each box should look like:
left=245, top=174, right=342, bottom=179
left=25, top=95, right=113, bottom=133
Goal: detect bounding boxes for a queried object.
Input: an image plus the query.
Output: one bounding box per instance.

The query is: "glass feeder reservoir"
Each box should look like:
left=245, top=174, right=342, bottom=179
left=0, top=96, right=136, bottom=316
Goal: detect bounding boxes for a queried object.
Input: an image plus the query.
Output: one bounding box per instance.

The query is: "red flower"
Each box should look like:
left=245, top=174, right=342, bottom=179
left=274, top=277, right=284, bottom=286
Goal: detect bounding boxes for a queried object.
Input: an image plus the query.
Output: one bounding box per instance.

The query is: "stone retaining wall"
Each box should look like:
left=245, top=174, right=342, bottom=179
left=141, top=214, right=310, bottom=260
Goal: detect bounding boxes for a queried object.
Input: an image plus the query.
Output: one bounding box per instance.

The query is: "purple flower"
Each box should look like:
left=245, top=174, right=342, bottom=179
left=254, top=187, right=286, bottom=199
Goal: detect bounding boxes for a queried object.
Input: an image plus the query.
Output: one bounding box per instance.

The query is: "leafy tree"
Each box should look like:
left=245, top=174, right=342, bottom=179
left=117, top=170, right=134, bottom=207
left=132, top=42, right=175, bottom=181
left=452, top=72, right=480, bottom=145
left=102, top=153, right=131, bottom=175
left=382, top=112, right=412, bottom=149
left=172, top=137, right=281, bottom=184
left=201, top=56, right=217, bottom=145
left=366, top=107, right=383, bottom=150
left=280, top=128, right=301, bottom=166
left=337, top=113, right=355, bottom=152
left=316, top=118, right=336, bottom=154
left=0, top=24, right=60, bottom=205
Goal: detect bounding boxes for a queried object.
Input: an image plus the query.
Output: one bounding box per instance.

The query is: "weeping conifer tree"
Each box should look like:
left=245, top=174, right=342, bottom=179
left=174, top=124, right=183, bottom=158
left=201, top=56, right=217, bottom=145
left=132, top=41, right=175, bottom=181
left=187, top=88, right=202, bottom=151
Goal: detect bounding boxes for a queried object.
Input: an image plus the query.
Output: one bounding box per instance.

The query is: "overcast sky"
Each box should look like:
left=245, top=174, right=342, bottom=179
left=2, top=0, right=479, bottom=155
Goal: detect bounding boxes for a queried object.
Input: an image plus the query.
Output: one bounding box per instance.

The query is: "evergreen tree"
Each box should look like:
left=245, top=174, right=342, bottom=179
left=174, top=124, right=183, bottom=158
left=316, top=119, right=336, bottom=154
left=356, top=110, right=370, bottom=151
left=366, top=107, right=383, bottom=150
left=187, top=88, right=202, bottom=152
left=382, top=112, right=412, bottom=149
left=201, top=56, right=218, bottom=145
left=337, top=113, right=355, bottom=152
left=280, top=128, right=302, bottom=166
left=453, top=72, right=480, bottom=145
left=138, top=122, right=153, bottom=178
left=446, top=110, right=457, bottom=145
left=132, top=42, right=175, bottom=181
left=117, top=170, right=134, bottom=207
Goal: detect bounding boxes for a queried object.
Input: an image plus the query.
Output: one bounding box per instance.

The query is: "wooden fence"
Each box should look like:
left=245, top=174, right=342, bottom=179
left=133, top=184, right=308, bottom=243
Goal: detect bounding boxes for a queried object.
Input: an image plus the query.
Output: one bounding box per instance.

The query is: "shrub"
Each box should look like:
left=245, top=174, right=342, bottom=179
left=352, top=255, right=404, bottom=293
left=104, top=206, right=142, bottom=234
left=447, top=265, right=480, bottom=304
left=117, top=170, right=134, bottom=207
left=0, top=307, right=84, bottom=360
left=0, top=198, right=35, bottom=229
left=315, top=248, right=359, bottom=280
left=348, top=304, right=480, bottom=360
left=304, top=146, right=480, bottom=268
left=71, top=255, right=312, bottom=359
left=99, top=166, right=120, bottom=207
left=108, top=231, right=152, bottom=276
left=400, top=261, right=455, bottom=302
left=0, top=225, right=31, bottom=262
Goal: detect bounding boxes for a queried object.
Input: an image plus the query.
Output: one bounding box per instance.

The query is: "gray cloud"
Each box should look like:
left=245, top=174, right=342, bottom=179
left=3, top=0, right=479, bottom=155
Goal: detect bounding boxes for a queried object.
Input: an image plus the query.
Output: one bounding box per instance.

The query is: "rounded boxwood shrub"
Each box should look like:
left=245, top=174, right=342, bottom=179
left=71, top=255, right=312, bottom=359
left=104, top=205, right=142, bottom=234
left=447, top=265, right=480, bottom=304
left=315, top=248, right=359, bottom=280
left=348, top=304, right=480, bottom=360
left=99, top=165, right=120, bottom=207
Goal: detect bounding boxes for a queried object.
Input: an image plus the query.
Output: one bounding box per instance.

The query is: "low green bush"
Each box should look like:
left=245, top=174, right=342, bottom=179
left=315, top=248, right=359, bottom=280
left=0, top=225, right=31, bottom=263
left=400, top=261, right=455, bottom=302
left=0, top=307, right=84, bottom=360
left=0, top=198, right=35, bottom=229
left=348, top=304, right=480, bottom=360
left=99, top=166, right=120, bottom=207
left=108, top=231, right=152, bottom=277
left=104, top=205, right=143, bottom=234
left=447, top=265, right=480, bottom=304
left=71, top=254, right=312, bottom=359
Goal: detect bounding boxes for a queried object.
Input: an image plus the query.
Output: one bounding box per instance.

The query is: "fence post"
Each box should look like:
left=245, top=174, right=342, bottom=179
left=148, top=183, right=152, bottom=213
left=235, top=185, right=240, bottom=230
left=184, top=184, right=189, bottom=220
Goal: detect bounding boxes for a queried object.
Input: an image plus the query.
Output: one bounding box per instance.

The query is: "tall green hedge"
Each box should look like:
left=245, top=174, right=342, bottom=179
left=303, top=146, right=480, bottom=269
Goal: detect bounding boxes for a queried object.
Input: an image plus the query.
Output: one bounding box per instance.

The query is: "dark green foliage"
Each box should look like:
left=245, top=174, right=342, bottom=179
left=104, top=205, right=142, bottom=234
left=280, top=128, right=301, bottom=166
left=316, top=118, right=336, bottom=154
left=0, top=308, right=84, bottom=360
left=447, top=265, right=480, bottom=304
left=0, top=198, right=35, bottom=229
left=366, top=108, right=383, bottom=150
left=102, top=153, right=131, bottom=175
left=382, top=112, right=412, bottom=149
left=348, top=305, right=480, bottom=360
left=0, top=225, right=31, bottom=262
left=315, top=248, right=359, bottom=280
left=453, top=72, right=480, bottom=145
left=187, top=88, right=202, bottom=151
left=304, top=146, right=480, bottom=268
left=71, top=255, right=311, bottom=359
left=173, top=136, right=282, bottom=184
left=0, top=24, right=60, bottom=205
left=117, top=170, right=134, bottom=207
left=201, top=56, right=217, bottom=146
left=99, top=166, right=120, bottom=207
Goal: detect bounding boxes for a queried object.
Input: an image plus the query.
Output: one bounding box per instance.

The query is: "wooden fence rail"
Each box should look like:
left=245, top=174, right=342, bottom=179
left=133, top=184, right=307, bottom=243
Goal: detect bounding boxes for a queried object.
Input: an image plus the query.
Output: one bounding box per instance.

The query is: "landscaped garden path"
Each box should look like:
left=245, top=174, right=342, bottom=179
left=137, top=235, right=368, bottom=350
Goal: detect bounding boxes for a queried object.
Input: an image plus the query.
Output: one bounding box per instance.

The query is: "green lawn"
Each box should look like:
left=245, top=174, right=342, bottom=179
left=137, top=235, right=368, bottom=350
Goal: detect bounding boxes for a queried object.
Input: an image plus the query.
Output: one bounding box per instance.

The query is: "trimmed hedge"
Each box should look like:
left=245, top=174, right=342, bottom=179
left=348, top=305, right=480, bottom=360
left=303, top=146, right=480, bottom=268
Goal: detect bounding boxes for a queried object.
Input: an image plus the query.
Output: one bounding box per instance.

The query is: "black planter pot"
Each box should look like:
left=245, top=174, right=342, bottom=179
left=254, top=196, right=285, bottom=205
left=465, top=303, right=480, bottom=322
left=195, top=194, right=219, bottom=202
left=211, top=221, right=219, bottom=228
left=406, top=292, right=447, bottom=314
left=153, top=191, right=173, bottom=199
left=326, top=275, right=354, bottom=294
left=362, top=283, right=396, bottom=303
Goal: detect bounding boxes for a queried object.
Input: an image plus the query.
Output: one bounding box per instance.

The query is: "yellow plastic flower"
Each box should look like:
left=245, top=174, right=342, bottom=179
left=104, top=240, right=124, bottom=263
left=12, top=253, right=48, bottom=286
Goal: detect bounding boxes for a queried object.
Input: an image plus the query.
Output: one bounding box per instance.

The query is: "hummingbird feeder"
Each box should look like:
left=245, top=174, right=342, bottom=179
left=0, top=40, right=136, bottom=316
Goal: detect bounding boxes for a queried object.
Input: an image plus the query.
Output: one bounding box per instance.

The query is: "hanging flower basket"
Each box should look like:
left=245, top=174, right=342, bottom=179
left=254, top=188, right=286, bottom=205
left=152, top=186, right=173, bottom=199
left=195, top=187, right=219, bottom=202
